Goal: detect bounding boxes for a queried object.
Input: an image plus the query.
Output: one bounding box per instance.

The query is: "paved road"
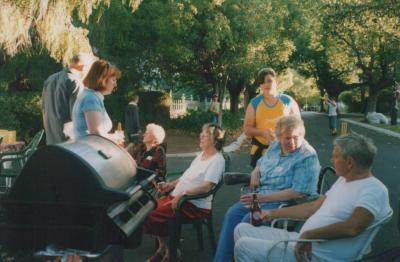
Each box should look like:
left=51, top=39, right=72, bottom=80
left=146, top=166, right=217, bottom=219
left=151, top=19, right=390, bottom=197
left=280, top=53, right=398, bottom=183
left=127, top=112, right=400, bottom=261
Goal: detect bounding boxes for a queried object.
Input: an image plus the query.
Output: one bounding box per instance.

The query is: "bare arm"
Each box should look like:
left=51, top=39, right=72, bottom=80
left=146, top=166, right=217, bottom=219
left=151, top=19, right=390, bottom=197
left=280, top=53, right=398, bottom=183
left=262, top=188, right=305, bottom=202
left=182, top=181, right=215, bottom=195
left=240, top=188, right=305, bottom=205
left=290, top=99, right=301, bottom=117
left=249, top=166, right=261, bottom=188
left=294, top=206, right=374, bottom=262
left=84, top=111, right=104, bottom=135
left=170, top=181, right=216, bottom=209
left=42, top=111, right=46, bottom=128
left=263, top=196, right=326, bottom=220
left=300, top=207, right=374, bottom=240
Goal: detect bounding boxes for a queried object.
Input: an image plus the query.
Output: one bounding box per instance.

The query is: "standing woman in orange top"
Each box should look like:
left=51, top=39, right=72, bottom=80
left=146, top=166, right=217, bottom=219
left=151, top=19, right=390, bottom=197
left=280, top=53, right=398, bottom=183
left=243, top=68, right=301, bottom=168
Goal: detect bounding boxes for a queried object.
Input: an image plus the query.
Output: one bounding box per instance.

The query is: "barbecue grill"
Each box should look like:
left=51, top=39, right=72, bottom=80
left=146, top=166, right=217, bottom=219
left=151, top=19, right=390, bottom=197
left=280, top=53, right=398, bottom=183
left=0, top=135, right=157, bottom=252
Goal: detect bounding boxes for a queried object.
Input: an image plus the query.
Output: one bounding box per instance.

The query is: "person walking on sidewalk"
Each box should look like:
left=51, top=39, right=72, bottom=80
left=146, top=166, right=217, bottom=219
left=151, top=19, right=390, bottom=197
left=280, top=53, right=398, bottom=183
left=325, top=96, right=338, bottom=135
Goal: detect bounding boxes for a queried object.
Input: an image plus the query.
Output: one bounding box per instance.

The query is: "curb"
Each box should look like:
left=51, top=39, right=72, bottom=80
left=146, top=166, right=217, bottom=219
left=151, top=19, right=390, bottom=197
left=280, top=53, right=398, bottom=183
left=302, top=111, right=400, bottom=139
left=167, top=152, right=199, bottom=158
left=166, top=112, right=400, bottom=158
left=341, top=118, right=400, bottom=139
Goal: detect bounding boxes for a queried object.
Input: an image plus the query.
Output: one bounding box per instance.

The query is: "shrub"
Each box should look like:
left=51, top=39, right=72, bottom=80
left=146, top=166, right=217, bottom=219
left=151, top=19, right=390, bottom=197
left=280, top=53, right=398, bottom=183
left=222, top=109, right=245, bottom=130
left=165, top=110, right=210, bottom=132
left=165, top=109, right=244, bottom=133
left=339, top=90, right=363, bottom=113
left=0, top=91, right=42, bottom=141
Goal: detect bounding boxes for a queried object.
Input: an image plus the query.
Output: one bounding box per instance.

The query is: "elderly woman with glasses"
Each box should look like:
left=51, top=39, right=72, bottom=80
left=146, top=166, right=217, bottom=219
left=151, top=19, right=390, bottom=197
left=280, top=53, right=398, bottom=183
left=143, top=123, right=226, bottom=262
left=72, top=60, right=121, bottom=141
left=214, top=115, right=320, bottom=262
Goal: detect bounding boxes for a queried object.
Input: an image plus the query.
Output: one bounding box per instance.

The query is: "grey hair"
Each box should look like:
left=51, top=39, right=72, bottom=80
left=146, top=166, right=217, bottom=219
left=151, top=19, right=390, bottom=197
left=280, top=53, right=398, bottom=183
left=146, top=123, right=166, bottom=145
left=274, top=115, right=305, bottom=137
left=334, top=132, right=377, bottom=169
left=70, top=53, right=94, bottom=66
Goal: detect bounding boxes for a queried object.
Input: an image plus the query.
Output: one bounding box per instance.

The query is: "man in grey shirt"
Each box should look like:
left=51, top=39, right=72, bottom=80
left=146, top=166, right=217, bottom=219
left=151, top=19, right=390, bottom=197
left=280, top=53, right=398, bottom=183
left=42, top=53, right=93, bottom=145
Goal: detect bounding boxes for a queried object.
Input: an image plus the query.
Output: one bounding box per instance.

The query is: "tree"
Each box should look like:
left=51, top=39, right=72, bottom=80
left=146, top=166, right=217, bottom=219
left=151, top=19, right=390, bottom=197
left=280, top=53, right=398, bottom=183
left=0, top=0, right=143, bottom=64
left=323, top=1, right=400, bottom=113
left=126, top=0, right=296, bottom=114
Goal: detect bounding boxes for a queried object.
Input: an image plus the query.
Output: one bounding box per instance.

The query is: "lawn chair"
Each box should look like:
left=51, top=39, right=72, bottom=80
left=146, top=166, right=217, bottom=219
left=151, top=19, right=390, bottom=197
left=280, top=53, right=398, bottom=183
left=0, top=129, right=44, bottom=193
left=317, top=166, right=337, bottom=194
left=360, top=198, right=400, bottom=261
left=166, top=153, right=231, bottom=260
left=267, top=209, right=393, bottom=262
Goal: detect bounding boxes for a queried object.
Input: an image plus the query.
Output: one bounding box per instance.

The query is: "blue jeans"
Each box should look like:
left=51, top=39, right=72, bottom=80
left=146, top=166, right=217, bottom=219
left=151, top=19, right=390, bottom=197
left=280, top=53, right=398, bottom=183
left=211, top=114, right=219, bottom=125
left=213, top=201, right=281, bottom=262
left=328, top=115, right=337, bottom=130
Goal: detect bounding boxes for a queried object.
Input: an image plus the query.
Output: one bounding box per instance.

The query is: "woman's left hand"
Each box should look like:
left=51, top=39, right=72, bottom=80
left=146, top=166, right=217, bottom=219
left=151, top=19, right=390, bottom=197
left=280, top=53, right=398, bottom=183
left=240, top=193, right=263, bottom=206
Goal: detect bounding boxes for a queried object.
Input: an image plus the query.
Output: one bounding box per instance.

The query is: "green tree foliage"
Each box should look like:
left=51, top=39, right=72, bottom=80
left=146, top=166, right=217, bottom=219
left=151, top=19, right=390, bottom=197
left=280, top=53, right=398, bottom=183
left=322, top=1, right=400, bottom=113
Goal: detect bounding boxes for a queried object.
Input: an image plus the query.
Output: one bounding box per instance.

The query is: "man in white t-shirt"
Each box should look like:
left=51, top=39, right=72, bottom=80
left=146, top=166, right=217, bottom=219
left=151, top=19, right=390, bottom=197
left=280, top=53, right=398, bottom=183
left=234, top=132, right=392, bottom=262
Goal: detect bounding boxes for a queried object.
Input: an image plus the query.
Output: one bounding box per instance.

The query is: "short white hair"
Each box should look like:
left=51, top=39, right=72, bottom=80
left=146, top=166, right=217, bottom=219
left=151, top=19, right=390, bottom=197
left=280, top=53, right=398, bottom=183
left=146, top=123, right=166, bottom=145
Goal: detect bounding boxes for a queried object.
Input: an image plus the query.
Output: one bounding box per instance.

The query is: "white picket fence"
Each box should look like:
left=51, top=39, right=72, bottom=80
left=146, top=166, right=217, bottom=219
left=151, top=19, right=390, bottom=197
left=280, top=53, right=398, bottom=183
left=170, top=95, right=233, bottom=119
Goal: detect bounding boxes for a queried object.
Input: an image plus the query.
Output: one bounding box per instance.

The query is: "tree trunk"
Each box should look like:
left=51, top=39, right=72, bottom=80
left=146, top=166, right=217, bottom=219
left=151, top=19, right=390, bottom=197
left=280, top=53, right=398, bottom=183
left=360, top=87, right=367, bottom=113
left=217, top=75, right=228, bottom=126
left=230, top=93, right=239, bottom=114
left=320, top=88, right=325, bottom=112
left=366, top=90, right=379, bottom=113
left=227, top=79, right=245, bottom=115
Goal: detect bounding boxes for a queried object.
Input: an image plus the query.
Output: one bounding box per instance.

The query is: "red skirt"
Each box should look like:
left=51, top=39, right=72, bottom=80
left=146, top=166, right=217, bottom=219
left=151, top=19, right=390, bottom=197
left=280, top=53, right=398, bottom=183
left=143, top=195, right=210, bottom=237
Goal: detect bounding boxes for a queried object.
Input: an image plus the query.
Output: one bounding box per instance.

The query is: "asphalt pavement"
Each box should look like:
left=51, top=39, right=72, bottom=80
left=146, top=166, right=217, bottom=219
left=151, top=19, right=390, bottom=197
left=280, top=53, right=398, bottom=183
left=126, top=112, right=400, bottom=261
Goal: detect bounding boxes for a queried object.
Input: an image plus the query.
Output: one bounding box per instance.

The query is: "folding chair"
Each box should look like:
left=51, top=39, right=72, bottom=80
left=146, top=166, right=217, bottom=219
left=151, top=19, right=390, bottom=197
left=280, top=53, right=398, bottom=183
left=165, top=153, right=231, bottom=259
left=267, top=210, right=393, bottom=262
left=317, top=166, right=337, bottom=194
left=0, top=129, right=44, bottom=193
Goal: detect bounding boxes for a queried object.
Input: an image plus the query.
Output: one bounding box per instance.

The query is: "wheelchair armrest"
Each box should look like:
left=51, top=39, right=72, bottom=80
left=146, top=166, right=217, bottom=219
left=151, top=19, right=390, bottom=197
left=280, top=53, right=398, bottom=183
left=223, top=172, right=250, bottom=185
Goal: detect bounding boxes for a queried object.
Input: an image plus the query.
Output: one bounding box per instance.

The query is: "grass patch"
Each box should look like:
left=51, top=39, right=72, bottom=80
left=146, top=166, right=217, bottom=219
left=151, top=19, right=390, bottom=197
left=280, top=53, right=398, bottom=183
left=370, top=124, right=400, bottom=134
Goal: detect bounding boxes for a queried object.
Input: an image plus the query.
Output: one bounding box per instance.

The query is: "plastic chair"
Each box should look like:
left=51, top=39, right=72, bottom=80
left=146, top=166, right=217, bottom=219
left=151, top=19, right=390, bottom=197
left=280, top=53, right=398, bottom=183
left=0, top=129, right=44, bottom=192
left=267, top=210, right=393, bottom=262
left=166, top=153, right=230, bottom=259
left=317, top=166, right=337, bottom=194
